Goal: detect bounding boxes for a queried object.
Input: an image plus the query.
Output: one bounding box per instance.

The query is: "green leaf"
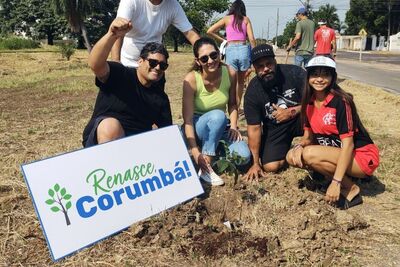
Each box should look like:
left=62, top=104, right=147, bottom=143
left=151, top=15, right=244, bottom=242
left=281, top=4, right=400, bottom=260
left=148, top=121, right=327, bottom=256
left=215, top=159, right=230, bottom=173
left=54, top=183, right=60, bottom=192
left=60, top=187, right=66, bottom=196
left=65, top=201, right=72, bottom=210
left=48, top=189, right=55, bottom=197
left=51, top=206, right=60, bottom=212
left=63, top=194, right=72, bottom=200
left=45, top=199, right=55, bottom=205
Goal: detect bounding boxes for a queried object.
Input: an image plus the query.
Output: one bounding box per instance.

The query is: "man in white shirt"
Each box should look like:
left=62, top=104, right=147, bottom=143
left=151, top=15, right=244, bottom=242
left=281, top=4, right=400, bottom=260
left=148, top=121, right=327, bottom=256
left=111, top=0, right=200, bottom=68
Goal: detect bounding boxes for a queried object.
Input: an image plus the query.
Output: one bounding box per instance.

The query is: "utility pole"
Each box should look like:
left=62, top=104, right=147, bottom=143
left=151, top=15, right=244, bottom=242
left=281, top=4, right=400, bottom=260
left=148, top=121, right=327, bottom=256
left=261, top=28, right=264, bottom=41
left=388, top=0, right=392, bottom=50
left=275, top=8, right=279, bottom=46
left=267, top=19, right=270, bottom=42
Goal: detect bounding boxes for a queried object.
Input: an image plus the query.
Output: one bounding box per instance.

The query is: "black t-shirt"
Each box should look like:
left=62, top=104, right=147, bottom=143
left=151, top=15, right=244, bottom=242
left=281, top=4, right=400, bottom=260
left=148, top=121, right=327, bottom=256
left=82, top=62, right=172, bottom=143
left=244, top=64, right=306, bottom=134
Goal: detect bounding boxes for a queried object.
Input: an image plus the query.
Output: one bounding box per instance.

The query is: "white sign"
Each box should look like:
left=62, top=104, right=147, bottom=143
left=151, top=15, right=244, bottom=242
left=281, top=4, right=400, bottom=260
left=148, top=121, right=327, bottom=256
left=21, top=125, right=203, bottom=261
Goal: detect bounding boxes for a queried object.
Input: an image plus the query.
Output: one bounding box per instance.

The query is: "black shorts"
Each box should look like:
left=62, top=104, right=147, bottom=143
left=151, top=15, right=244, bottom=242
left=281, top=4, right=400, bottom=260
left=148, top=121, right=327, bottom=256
left=260, top=117, right=303, bottom=164
left=82, top=116, right=137, bottom=147
left=82, top=116, right=109, bottom=147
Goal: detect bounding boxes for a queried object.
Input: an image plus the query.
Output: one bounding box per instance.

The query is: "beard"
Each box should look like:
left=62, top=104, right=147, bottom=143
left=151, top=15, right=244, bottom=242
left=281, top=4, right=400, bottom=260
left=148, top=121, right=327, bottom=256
left=259, top=72, right=276, bottom=88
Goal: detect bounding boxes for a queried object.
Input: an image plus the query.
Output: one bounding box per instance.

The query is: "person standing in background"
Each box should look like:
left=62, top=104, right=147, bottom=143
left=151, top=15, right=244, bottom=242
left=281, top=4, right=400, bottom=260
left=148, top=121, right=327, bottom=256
left=111, top=0, right=200, bottom=68
left=314, top=20, right=337, bottom=58
left=207, top=0, right=256, bottom=108
left=287, top=7, right=315, bottom=67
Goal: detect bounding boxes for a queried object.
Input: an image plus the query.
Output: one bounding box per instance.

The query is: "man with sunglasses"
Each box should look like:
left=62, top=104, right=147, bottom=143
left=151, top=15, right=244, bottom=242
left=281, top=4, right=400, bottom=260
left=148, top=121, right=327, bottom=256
left=82, top=18, right=172, bottom=147
left=243, top=44, right=306, bottom=181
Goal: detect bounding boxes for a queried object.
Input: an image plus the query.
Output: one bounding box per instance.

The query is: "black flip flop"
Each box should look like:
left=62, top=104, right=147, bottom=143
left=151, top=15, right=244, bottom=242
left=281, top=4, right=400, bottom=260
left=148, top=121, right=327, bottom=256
left=337, top=194, right=363, bottom=210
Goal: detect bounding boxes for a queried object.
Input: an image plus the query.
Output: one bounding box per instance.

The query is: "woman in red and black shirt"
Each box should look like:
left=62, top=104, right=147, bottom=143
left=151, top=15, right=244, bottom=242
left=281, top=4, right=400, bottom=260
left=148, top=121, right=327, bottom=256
left=286, top=56, right=379, bottom=209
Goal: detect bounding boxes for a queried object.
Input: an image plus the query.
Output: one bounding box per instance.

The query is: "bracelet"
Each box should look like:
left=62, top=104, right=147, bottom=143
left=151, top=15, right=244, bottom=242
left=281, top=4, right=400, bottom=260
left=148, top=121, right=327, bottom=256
left=332, top=178, right=342, bottom=184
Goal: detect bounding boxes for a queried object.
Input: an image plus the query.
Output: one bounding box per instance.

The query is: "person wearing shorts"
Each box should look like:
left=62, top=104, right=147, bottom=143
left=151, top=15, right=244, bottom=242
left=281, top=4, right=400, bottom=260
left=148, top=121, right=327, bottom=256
left=243, top=44, right=306, bottom=181
left=207, top=0, right=256, bottom=107
left=286, top=56, right=380, bottom=209
left=82, top=18, right=172, bottom=147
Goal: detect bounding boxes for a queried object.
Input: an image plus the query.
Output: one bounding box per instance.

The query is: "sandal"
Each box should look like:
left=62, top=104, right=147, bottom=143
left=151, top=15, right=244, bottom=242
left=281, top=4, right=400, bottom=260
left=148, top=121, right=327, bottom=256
left=337, top=193, right=363, bottom=210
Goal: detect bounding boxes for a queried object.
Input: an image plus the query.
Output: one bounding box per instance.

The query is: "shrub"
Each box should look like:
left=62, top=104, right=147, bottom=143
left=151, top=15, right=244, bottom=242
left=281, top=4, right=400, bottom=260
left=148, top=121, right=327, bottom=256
left=0, top=37, right=40, bottom=50
left=59, top=43, right=76, bottom=61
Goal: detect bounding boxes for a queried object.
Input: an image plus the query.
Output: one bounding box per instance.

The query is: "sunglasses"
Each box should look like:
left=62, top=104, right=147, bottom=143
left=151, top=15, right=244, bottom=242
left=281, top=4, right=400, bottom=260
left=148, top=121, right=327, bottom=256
left=198, top=51, right=219, bottom=64
left=147, top=58, right=168, bottom=71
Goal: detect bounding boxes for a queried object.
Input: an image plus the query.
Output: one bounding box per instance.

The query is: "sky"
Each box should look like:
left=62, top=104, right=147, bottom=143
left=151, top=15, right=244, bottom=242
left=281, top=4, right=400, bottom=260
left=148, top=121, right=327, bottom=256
left=240, top=0, right=350, bottom=39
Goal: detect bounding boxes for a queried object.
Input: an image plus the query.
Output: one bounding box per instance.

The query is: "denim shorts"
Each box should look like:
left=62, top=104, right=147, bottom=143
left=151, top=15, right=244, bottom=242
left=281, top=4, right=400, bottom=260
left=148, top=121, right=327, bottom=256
left=225, top=43, right=251, bottom=72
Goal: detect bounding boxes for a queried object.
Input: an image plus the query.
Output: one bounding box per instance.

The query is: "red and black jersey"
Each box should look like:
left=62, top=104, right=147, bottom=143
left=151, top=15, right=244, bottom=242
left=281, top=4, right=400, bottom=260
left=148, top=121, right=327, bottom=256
left=304, top=93, right=373, bottom=148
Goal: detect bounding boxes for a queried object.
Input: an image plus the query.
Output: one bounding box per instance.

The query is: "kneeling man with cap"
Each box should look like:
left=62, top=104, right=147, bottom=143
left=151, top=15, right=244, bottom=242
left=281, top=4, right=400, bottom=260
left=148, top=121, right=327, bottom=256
left=243, top=44, right=306, bottom=181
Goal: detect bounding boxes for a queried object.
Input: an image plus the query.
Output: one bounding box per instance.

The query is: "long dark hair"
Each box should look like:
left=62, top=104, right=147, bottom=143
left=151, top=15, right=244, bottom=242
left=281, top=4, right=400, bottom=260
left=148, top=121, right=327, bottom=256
left=190, top=37, right=220, bottom=72
left=301, top=66, right=370, bottom=137
left=228, top=0, right=246, bottom=33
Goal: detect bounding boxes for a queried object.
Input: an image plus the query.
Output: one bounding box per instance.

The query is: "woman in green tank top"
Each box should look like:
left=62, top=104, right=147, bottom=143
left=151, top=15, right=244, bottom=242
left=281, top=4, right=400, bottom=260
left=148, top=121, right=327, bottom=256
left=182, top=37, right=251, bottom=186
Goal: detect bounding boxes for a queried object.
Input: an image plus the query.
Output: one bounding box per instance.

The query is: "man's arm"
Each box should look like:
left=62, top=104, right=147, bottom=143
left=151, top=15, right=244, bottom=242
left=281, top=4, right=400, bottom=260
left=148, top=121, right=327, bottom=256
left=332, top=34, right=337, bottom=58
left=110, top=37, right=123, bottom=62
left=243, top=124, right=266, bottom=182
left=272, top=104, right=301, bottom=124
left=183, top=29, right=200, bottom=45
left=287, top=32, right=301, bottom=52
left=88, top=18, right=132, bottom=83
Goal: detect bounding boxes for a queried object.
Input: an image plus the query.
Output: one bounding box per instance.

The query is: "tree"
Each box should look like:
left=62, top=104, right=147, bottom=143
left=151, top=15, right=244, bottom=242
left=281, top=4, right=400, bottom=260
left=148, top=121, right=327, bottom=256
left=0, top=0, right=66, bottom=44
left=313, top=4, right=340, bottom=30
left=51, top=0, right=103, bottom=52
left=0, top=0, right=18, bottom=36
left=164, top=0, right=230, bottom=52
left=279, top=18, right=297, bottom=48
left=345, top=0, right=400, bottom=36
left=84, top=0, right=118, bottom=45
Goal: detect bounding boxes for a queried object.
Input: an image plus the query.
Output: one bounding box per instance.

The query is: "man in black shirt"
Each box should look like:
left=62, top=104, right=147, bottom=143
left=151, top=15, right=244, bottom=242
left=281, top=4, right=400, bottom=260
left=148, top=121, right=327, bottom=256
left=83, top=18, right=172, bottom=147
left=243, top=44, right=306, bottom=181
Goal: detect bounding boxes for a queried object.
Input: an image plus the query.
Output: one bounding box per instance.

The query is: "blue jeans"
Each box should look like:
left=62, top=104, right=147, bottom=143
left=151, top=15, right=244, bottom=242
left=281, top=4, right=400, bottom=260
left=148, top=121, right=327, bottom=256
left=294, top=54, right=313, bottom=67
left=193, top=110, right=251, bottom=165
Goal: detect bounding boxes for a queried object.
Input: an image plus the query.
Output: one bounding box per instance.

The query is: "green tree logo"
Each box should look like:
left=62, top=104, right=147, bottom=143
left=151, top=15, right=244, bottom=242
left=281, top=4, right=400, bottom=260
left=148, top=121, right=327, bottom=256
left=45, top=184, right=72, bottom=226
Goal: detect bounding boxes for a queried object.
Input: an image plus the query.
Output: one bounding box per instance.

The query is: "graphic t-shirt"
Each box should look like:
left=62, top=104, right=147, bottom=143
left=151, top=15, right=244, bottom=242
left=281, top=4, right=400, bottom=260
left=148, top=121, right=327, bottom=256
left=304, top=93, right=373, bottom=148
left=117, top=0, right=193, bottom=67
left=244, top=64, right=306, bottom=134
left=82, top=62, right=172, bottom=144
left=314, top=27, right=335, bottom=55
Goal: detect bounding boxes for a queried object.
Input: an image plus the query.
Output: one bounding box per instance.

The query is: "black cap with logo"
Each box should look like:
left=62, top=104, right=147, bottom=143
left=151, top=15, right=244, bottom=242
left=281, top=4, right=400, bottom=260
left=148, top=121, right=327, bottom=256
left=250, top=44, right=275, bottom=63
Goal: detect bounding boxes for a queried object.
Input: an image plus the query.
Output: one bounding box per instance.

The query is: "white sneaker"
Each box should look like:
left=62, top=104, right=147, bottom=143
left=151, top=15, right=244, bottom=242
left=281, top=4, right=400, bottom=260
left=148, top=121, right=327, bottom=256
left=198, top=169, right=224, bottom=186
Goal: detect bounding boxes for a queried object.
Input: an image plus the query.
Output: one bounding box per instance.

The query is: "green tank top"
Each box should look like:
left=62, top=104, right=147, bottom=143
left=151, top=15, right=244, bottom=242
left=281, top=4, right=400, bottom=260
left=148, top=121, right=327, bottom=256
left=194, top=65, right=231, bottom=115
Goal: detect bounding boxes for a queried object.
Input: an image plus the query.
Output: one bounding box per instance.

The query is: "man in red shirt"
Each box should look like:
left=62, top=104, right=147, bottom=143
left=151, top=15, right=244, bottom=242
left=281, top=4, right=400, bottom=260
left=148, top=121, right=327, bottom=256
left=314, top=20, right=337, bottom=58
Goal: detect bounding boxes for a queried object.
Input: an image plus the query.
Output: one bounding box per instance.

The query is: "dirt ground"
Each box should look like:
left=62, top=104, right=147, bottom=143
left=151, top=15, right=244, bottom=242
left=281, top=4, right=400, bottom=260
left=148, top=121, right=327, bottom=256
left=1, top=50, right=400, bottom=266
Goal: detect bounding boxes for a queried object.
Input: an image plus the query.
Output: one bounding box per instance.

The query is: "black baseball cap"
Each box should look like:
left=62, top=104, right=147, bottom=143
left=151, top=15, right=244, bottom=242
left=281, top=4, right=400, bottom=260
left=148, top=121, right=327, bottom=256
left=250, top=44, right=275, bottom=63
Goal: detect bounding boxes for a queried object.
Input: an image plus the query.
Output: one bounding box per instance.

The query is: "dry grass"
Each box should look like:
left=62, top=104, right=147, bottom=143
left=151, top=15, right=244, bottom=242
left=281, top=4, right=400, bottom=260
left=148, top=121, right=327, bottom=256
left=1, top=49, right=400, bottom=266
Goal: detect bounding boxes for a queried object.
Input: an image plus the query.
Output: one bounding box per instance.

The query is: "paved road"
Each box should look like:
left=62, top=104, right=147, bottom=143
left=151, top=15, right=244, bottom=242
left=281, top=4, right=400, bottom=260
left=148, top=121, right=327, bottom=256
left=337, top=51, right=400, bottom=65
left=336, top=59, right=400, bottom=94
left=278, top=50, right=400, bottom=94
